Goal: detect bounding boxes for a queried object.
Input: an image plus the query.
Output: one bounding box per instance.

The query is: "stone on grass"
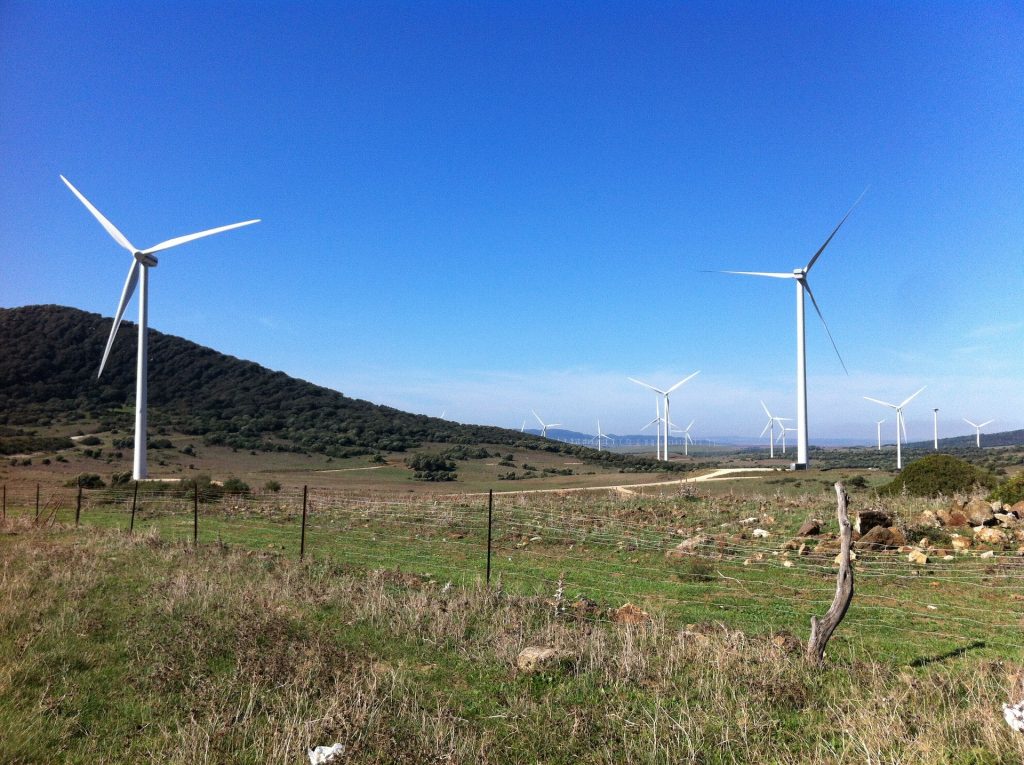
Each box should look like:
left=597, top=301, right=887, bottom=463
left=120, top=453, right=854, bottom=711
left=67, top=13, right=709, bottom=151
left=937, top=508, right=970, bottom=527
left=980, top=550, right=996, bottom=559
left=1004, top=700, right=1024, bottom=733
left=856, top=525, right=907, bottom=550
left=612, top=603, right=651, bottom=625
left=855, top=509, right=893, bottom=534
left=965, top=498, right=996, bottom=527
left=1011, top=501, right=1024, bottom=517
left=516, top=646, right=568, bottom=673
left=665, top=535, right=712, bottom=558
left=975, top=527, right=1009, bottom=546
left=908, top=550, right=928, bottom=565
left=796, top=518, right=821, bottom=536
left=951, top=535, right=973, bottom=551
left=308, top=743, right=344, bottom=765
left=752, top=528, right=770, bottom=538
left=915, top=510, right=940, bottom=528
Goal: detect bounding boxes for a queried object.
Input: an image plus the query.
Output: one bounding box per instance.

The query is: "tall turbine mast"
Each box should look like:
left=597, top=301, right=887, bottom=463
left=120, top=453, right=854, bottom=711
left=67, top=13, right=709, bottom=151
left=864, top=387, right=926, bottom=470
left=932, top=408, right=939, bottom=450
left=875, top=419, right=886, bottom=451
left=718, top=191, right=866, bottom=469
left=62, top=176, right=259, bottom=480
left=963, top=418, right=994, bottom=448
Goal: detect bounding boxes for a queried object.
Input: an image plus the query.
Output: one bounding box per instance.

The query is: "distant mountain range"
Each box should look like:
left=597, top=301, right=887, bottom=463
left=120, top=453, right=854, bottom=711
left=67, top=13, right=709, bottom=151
left=0, top=305, right=681, bottom=470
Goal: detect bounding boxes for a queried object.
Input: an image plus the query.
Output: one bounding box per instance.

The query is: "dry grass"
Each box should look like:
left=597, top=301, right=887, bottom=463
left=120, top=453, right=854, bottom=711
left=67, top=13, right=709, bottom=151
left=1, top=519, right=1022, bottom=764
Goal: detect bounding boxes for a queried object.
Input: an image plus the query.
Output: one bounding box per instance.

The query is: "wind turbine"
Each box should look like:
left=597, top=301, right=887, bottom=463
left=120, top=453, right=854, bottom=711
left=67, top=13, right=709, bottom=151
left=628, top=372, right=700, bottom=462
left=62, top=175, right=259, bottom=480
left=718, top=191, right=866, bottom=469
left=591, top=420, right=613, bottom=451
left=963, top=418, right=994, bottom=448
left=875, top=419, right=886, bottom=451
left=532, top=410, right=561, bottom=439
left=640, top=400, right=663, bottom=460
left=863, top=387, right=926, bottom=470
left=759, top=401, right=791, bottom=459
left=671, top=419, right=696, bottom=456
left=932, top=408, right=939, bottom=450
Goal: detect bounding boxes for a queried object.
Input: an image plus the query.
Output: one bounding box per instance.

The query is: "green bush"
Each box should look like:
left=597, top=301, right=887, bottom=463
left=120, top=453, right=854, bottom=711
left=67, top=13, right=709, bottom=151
left=66, top=473, right=105, bottom=489
left=990, top=474, right=1024, bottom=506
left=222, top=477, right=251, bottom=495
left=262, top=480, right=282, bottom=493
left=880, top=454, right=996, bottom=497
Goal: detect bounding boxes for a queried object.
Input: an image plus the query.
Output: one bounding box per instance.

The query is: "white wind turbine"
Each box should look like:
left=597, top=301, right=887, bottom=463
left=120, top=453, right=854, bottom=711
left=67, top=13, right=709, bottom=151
left=532, top=410, right=561, bottom=439
left=776, top=425, right=797, bottom=454
left=628, top=372, right=700, bottom=462
left=963, top=418, right=994, bottom=448
left=863, top=387, right=926, bottom=470
left=62, top=175, right=259, bottom=480
left=640, top=400, right=663, bottom=460
left=591, top=420, right=613, bottom=451
left=875, top=419, right=886, bottom=451
left=759, top=401, right=791, bottom=459
left=670, top=419, right=696, bottom=456
left=718, top=192, right=865, bottom=469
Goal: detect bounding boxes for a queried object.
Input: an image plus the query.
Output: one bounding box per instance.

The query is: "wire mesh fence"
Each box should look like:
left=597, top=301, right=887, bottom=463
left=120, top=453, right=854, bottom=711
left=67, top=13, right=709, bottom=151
left=2, top=481, right=1022, bottom=661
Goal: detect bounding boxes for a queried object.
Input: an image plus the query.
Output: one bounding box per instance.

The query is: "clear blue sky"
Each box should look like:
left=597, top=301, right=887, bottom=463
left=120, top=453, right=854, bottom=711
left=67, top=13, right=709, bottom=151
left=2, top=1, right=1022, bottom=442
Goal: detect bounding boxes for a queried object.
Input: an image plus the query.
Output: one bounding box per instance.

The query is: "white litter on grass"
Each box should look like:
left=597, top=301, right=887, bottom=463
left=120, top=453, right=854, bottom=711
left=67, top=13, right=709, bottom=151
left=752, top=528, right=770, bottom=538
left=308, top=742, right=344, bottom=764
left=1003, top=701, right=1024, bottom=732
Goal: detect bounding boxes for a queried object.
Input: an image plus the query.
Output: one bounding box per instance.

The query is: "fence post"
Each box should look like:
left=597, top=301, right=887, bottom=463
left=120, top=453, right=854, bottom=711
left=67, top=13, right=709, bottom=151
left=2, top=484, right=5, bottom=521
left=300, top=485, right=308, bottom=560
left=193, top=480, right=199, bottom=545
left=35, top=483, right=40, bottom=523
left=75, top=477, right=82, bottom=527
left=129, top=481, right=139, bottom=534
left=807, top=483, right=854, bottom=665
left=486, top=489, right=494, bottom=586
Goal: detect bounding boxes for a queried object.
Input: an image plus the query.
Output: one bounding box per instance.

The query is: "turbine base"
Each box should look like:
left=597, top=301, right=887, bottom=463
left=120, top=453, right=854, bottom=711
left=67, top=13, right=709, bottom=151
left=791, top=462, right=808, bottom=471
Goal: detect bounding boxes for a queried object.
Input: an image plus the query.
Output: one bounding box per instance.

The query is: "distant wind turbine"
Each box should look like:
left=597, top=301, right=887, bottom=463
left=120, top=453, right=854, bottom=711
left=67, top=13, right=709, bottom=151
left=875, top=419, right=886, bottom=451
left=670, top=419, right=696, bottom=456
left=591, top=420, right=613, bottom=451
left=776, top=425, right=797, bottom=454
left=932, top=408, right=939, bottom=450
left=963, top=418, right=994, bottom=448
left=628, top=372, right=700, bottom=462
left=717, top=191, right=866, bottom=469
left=863, top=386, right=926, bottom=470
left=532, top=410, right=561, bottom=439
left=62, top=175, right=259, bottom=480
left=759, top=401, right=791, bottom=459
left=640, top=400, right=663, bottom=460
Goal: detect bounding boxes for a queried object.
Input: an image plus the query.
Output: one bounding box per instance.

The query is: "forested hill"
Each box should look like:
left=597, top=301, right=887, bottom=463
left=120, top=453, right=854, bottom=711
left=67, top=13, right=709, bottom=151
left=0, top=305, right=653, bottom=465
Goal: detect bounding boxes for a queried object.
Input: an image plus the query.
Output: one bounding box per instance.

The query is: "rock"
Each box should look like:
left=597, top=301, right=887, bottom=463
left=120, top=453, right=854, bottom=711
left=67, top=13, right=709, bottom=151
left=833, top=551, right=857, bottom=565
left=612, top=603, right=651, bottom=625
left=769, top=631, right=803, bottom=653
left=782, top=538, right=802, bottom=551
left=782, top=560, right=794, bottom=568
left=855, top=509, right=893, bottom=534
left=752, top=528, right=770, bottom=538
left=908, top=550, right=928, bottom=565
left=937, top=508, right=970, bottom=527
left=796, top=518, right=821, bottom=536
left=665, top=535, right=712, bottom=559
left=815, top=536, right=841, bottom=554
left=308, top=743, right=345, bottom=765
left=569, top=597, right=602, bottom=618
left=914, top=510, right=940, bottom=528
left=1011, top=501, right=1024, bottom=517
left=951, top=534, right=972, bottom=551
left=980, top=550, right=995, bottom=559
left=516, top=646, right=567, bottom=673
left=975, top=527, right=1009, bottom=546
left=856, top=525, right=907, bottom=550
left=995, top=513, right=1019, bottom=527
left=965, top=498, right=996, bottom=527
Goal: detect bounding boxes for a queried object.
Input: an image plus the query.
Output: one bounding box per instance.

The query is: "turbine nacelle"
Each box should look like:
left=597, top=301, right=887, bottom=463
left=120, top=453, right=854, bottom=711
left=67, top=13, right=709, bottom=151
left=134, top=251, right=158, bottom=267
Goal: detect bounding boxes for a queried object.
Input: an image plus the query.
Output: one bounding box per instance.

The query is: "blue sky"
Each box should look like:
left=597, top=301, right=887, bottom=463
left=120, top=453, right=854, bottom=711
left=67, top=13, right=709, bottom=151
left=2, top=1, right=1022, bottom=442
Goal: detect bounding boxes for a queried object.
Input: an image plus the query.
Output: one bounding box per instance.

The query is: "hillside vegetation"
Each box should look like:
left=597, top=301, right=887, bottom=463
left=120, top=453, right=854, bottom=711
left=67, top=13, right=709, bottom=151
left=0, top=305, right=675, bottom=472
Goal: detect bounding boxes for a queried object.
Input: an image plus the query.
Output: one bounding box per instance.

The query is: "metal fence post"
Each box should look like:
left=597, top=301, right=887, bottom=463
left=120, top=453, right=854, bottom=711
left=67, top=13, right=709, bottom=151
left=129, top=480, right=139, bottom=534
left=75, top=477, right=82, bottom=527
left=300, top=485, right=308, bottom=560
left=193, top=480, right=199, bottom=545
left=486, top=489, right=494, bottom=585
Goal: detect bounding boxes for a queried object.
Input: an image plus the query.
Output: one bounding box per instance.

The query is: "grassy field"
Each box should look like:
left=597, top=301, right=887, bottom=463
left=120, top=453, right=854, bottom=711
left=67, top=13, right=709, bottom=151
left=5, top=436, right=1024, bottom=761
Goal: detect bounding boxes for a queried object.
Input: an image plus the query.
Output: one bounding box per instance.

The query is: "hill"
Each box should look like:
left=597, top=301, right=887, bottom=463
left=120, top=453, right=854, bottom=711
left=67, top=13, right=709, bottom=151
left=0, top=305, right=676, bottom=471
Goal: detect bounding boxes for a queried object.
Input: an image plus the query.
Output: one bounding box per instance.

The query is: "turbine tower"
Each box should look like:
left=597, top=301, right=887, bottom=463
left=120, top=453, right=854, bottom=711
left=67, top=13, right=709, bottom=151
left=532, top=410, right=561, bottom=439
left=628, top=372, right=699, bottom=462
left=932, top=408, right=939, bottom=450
left=875, top=419, right=886, bottom=451
left=640, top=400, right=663, bottom=460
left=62, top=175, right=259, bottom=480
left=863, top=386, right=926, bottom=470
left=963, top=418, right=994, bottom=448
left=719, top=191, right=866, bottom=469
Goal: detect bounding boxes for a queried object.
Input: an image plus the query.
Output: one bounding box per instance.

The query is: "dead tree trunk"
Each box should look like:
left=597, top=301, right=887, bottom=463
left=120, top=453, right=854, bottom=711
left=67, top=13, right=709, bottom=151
left=806, top=482, right=854, bottom=665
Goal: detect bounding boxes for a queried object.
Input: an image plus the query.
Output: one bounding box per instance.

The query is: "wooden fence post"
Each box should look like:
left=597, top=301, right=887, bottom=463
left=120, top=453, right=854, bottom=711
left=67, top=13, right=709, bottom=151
left=35, top=483, right=40, bottom=523
left=193, top=480, right=199, bottom=545
left=807, top=482, right=854, bottom=665
left=486, top=489, right=494, bottom=585
left=300, top=485, right=308, bottom=560
left=2, top=484, right=5, bottom=521
left=129, top=481, right=139, bottom=534
left=75, top=477, right=82, bottom=527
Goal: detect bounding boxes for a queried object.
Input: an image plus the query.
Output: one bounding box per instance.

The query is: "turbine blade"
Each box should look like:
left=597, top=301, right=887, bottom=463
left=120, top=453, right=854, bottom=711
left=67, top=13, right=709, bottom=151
left=900, top=413, right=908, bottom=443
left=898, top=386, right=927, bottom=409
left=980, top=420, right=994, bottom=428
left=61, top=175, right=137, bottom=254
left=98, top=260, right=141, bottom=377
left=143, top=219, right=260, bottom=255
left=963, top=418, right=978, bottom=427
left=804, top=188, right=868, bottom=273
left=760, top=400, right=772, bottom=418
left=863, top=396, right=897, bottom=408
left=641, top=417, right=659, bottom=431
left=802, top=279, right=847, bottom=374
left=760, top=420, right=772, bottom=437
left=532, top=410, right=544, bottom=427
left=685, top=420, right=694, bottom=432
left=720, top=270, right=794, bottom=279
left=665, top=370, right=700, bottom=394
left=627, top=377, right=663, bottom=394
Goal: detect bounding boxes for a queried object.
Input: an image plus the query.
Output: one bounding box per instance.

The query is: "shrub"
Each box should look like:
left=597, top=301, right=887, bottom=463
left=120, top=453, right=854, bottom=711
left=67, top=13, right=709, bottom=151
left=880, top=454, right=996, bottom=497
left=404, top=453, right=457, bottom=482
left=66, top=473, right=105, bottom=489
left=222, top=477, right=251, bottom=495
left=990, top=474, right=1024, bottom=506
left=262, top=480, right=282, bottom=493
left=78, top=435, right=102, bottom=446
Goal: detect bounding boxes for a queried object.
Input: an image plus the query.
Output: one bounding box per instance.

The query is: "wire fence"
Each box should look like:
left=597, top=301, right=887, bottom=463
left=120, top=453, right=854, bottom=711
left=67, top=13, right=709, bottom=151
left=3, top=481, right=1022, bottom=661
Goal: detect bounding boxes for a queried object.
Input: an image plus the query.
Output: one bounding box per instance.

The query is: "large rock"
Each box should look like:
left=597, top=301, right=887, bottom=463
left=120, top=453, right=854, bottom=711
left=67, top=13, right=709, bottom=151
left=612, top=603, right=651, bottom=625
left=951, top=534, right=973, bottom=551
left=665, top=535, right=712, bottom=559
left=856, top=525, right=907, bottom=550
left=855, top=509, right=893, bottom=534
left=516, top=646, right=568, bottom=673
left=965, top=498, right=996, bottom=527
left=937, top=508, right=970, bottom=527
left=796, top=518, right=821, bottom=536
left=975, top=527, right=1009, bottom=546
left=1011, top=501, right=1024, bottom=517
left=908, top=550, right=929, bottom=565
left=914, top=510, right=941, bottom=528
